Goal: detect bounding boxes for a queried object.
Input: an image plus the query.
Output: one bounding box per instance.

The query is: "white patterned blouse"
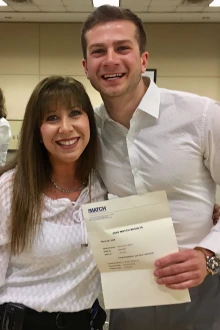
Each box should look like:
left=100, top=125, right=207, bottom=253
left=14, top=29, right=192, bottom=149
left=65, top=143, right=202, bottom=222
left=0, top=168, right=107, bottom=312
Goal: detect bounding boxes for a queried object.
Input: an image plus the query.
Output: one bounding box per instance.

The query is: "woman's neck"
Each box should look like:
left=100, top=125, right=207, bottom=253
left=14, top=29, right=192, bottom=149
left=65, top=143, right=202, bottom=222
left=45, top=164, right=84, bottom=202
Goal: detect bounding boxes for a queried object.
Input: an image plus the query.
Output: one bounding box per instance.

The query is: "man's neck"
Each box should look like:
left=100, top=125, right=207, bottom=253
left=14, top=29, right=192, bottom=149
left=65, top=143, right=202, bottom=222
left=102, top=79, right=148, bottom=129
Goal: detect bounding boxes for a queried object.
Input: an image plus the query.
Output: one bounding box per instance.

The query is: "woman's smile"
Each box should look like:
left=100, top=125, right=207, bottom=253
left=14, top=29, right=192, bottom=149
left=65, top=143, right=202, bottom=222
left=56, top=137, right=80, bottom=148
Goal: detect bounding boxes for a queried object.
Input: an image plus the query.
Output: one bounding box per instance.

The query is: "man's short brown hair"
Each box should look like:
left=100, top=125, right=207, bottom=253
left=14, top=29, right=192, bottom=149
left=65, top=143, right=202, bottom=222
left=81, top=5, right=147, bottom=59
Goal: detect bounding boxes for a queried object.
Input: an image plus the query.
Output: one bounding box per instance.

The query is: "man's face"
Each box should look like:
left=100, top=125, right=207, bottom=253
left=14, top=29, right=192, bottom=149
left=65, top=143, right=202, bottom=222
left=82, top=20, right=148, bottom=100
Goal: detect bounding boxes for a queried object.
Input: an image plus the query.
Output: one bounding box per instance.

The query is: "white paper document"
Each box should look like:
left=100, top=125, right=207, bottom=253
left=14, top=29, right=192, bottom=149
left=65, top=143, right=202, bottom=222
left=82, top=191, right=190, bottom=309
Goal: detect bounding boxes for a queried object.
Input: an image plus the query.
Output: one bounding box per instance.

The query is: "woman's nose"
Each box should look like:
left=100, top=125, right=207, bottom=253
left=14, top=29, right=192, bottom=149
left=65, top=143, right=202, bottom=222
left=59, top=117, right=73, bottom=134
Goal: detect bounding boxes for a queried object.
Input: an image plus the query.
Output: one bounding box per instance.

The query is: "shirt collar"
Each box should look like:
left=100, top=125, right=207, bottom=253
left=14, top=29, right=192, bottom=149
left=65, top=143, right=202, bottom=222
left=137, top=77, right=160, bottom=119
left=98, top=103, right=113, bottom=123
left=97, top=77, right=161, bottom=125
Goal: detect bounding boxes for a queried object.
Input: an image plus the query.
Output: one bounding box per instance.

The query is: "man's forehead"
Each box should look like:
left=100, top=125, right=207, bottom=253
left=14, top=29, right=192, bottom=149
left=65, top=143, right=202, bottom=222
left=88, top=39, right=133, bottom=48
left=85, top=21, right=137, bottom=46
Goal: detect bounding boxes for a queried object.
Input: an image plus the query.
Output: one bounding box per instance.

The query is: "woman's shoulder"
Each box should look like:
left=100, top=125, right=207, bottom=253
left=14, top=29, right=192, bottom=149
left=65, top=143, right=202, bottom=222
left=0, top=168, right=15, bottom=189
left=0, top=168, right=15, bottom=210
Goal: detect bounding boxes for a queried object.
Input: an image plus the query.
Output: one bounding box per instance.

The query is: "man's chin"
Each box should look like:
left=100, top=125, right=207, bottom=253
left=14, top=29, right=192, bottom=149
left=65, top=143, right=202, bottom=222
left=90, top=81, right=128, bottom=100
left=101, top=87, right=127, bottom=99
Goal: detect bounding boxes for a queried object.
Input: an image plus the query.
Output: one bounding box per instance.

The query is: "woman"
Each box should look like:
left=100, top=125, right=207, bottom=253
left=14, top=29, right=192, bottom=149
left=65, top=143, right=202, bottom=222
left=0, top=76, right=107, bottom=330
left=0, top=88, right=11, bottom=165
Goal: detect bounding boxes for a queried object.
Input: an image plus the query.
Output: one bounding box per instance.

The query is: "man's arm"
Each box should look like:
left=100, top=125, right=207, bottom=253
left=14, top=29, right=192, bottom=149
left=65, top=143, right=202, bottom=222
left=154, top=101, right=220, bottom=290
left=154, top=203, right=220, bottom=290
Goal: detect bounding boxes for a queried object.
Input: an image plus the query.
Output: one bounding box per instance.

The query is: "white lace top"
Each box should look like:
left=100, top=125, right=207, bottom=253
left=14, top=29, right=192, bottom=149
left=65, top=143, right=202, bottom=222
left=0, top=169, right=107, bottom=312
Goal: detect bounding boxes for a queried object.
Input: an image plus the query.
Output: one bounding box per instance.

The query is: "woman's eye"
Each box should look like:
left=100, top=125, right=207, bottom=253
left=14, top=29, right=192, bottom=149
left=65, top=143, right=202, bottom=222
left=70, top=110, right=82, bottom=117
left=46, top=115, right=57, bottom=122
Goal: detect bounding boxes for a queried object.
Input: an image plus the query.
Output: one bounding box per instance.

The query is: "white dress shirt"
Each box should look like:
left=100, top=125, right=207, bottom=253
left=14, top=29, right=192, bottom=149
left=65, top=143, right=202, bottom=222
left=0, top=117, right=11, bottom=164
left=0, top=169, right=107, bottom=312
left=95, top=77, right=220, bottom=256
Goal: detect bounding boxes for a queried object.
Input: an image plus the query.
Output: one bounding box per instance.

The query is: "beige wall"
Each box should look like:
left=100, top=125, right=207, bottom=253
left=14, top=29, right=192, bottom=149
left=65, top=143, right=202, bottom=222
left=1, top=22, right=220, bottom=200
left=0, top=22, right=220, bottom=119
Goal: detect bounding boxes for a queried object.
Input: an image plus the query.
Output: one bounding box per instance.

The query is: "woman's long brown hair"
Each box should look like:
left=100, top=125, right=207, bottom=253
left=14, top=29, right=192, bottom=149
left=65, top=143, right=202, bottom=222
left=0, top=76, right=98, bottom=254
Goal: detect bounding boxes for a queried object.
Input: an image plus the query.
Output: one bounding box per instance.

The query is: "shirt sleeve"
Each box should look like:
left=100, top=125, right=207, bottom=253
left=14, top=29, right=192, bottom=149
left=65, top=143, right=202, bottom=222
left=203, top=100, right=220, bottom=184
left=0, top=196, right=11, bottom=287
left=197, top=100, right=220, bottom=255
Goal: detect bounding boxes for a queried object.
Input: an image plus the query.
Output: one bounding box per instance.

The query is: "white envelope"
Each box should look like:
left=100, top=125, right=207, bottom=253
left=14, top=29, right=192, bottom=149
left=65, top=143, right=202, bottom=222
left=82, top=191, right=191, bottom=309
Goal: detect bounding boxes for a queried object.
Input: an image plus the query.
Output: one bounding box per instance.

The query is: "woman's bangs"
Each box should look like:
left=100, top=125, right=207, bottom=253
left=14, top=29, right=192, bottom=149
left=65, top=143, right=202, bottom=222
left=38, top=86, right=83, bottom=122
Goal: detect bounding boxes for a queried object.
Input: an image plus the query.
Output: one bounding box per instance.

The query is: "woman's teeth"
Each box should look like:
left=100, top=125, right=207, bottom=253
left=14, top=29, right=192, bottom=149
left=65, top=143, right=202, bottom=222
left=58, top=138, right=78, bottom=146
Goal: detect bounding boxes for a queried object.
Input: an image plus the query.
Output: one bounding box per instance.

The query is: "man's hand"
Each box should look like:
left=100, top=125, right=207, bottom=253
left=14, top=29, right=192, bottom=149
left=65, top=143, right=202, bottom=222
left=154, top=249, right=208, bottom=290
left=213, top=203, right=220, bottom=225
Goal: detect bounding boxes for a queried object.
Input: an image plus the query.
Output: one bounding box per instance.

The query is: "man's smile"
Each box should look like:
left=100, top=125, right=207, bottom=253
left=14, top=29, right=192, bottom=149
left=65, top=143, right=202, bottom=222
left=102, top=73, right=125, bottom=80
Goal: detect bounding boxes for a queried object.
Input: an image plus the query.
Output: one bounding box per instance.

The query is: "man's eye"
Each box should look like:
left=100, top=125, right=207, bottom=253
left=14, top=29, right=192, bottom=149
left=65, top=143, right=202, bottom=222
left=118, top=46, right=129, bottom=51
left=46, top=115, right=57, bottom=122
left=91, top=49, right=104, bottom=55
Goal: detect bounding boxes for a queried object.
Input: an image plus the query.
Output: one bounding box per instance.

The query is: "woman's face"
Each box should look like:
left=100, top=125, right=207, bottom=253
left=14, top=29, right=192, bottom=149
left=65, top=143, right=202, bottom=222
left=40, top=106, right=90, bottom=167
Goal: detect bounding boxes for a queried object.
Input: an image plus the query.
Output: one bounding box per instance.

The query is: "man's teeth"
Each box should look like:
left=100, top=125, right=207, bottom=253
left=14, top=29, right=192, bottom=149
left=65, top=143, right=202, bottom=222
left=58, top=139, right=77, bottom=146
left=103, top=74, right=124, bottom=80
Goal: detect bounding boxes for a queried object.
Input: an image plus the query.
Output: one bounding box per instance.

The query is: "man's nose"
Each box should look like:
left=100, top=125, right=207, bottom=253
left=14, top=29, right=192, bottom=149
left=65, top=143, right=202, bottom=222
left=103, top=49, right=119, bottom=66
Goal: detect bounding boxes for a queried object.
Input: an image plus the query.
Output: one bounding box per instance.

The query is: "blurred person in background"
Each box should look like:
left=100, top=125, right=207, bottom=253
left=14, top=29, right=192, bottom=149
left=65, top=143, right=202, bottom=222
left=0, top=88, right=11, bottom=165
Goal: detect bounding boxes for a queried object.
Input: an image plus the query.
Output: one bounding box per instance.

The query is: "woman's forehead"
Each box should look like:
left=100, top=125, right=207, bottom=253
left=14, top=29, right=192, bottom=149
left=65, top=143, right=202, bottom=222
left=45, top=104, right=81, bottom=113
left=42, top=87, right=81, bottom=103
left=42, top=95, right=80, bottom=112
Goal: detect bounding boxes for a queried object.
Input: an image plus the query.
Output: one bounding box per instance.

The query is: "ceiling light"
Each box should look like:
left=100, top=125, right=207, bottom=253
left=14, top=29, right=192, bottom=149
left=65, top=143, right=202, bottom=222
left=92, top=0, right=119, bottom=7
left=0, top=0, right=7, bottom=6
left=209, top=0, right=220, bottom=6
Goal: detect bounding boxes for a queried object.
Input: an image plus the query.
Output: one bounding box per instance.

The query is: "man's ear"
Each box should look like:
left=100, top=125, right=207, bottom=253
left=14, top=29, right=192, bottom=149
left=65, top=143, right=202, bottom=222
left=82, top=59, right=89, bottom=77
left=141, top=51, right=149, bottom=74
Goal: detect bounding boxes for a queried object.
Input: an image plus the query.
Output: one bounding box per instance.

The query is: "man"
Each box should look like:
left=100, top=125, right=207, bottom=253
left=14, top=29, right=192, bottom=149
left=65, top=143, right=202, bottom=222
left=81, top=5, right=220, bottom=330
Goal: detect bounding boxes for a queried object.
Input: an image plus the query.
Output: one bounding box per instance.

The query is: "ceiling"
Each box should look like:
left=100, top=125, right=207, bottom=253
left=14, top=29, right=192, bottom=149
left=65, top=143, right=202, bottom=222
left=0, top=0, right=220, bottom=23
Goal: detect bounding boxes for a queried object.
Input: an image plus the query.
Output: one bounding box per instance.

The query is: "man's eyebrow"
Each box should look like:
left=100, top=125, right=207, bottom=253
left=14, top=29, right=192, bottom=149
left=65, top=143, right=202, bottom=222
left=89, top=43, right=104, bottom=49
left=114, top=39, right=132, bottom=45
left=89, top=40, right=132, bottom=49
